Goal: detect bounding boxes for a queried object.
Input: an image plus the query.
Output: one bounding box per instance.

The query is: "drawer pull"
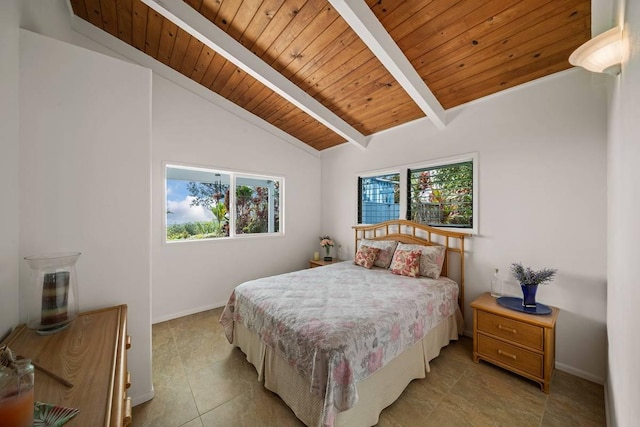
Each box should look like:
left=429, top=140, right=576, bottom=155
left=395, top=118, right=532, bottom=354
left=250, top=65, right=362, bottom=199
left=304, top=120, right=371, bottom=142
left=498, top=349, right=517, bottom=360
left=126, top=371, right=131, bottom=389
left=126, top=335, right=132, bottom=349
left=497, top=324, right=517, bottom=334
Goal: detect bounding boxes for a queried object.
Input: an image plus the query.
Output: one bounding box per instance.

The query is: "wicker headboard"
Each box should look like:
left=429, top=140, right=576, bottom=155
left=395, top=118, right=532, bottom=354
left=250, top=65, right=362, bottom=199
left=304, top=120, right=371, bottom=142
left=353, top=219, right=471, bottom=316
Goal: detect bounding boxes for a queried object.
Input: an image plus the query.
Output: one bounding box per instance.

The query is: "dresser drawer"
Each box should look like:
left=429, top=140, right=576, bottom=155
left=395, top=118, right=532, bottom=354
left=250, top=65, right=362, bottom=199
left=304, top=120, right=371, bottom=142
left=477, top=310, right=544, bottom=351
left=477, top=334, right=543, bottom=378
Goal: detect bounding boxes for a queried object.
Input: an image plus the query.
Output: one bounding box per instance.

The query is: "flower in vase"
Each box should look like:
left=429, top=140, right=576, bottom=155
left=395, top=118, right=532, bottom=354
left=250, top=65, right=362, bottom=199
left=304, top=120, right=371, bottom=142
left=320, top=236, right=334, bottom=256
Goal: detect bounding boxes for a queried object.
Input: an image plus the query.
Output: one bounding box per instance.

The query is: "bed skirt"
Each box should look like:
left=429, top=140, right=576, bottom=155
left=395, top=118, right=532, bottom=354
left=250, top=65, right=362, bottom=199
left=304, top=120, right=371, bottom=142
left=232, top=308, right=464, bottom=427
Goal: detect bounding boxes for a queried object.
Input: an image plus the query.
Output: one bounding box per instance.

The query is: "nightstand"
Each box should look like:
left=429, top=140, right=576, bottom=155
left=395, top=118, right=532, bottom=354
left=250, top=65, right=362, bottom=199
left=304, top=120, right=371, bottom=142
left=471, top=292, right=559, bottom=393
left=309, top=259, right=338, bottom=268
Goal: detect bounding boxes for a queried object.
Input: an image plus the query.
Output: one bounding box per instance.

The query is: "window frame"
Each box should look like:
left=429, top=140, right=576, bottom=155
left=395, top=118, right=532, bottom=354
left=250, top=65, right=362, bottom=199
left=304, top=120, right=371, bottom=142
left=407, top=160, right=474, bottom=231
left=355, top=153, right=478, bottom=235
left=164, top=162, right=285, bottom=244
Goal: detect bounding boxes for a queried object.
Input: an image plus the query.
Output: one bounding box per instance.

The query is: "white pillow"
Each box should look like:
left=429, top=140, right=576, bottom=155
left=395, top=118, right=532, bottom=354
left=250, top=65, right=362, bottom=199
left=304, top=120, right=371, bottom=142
left=359, top=239, right=398, bottom=268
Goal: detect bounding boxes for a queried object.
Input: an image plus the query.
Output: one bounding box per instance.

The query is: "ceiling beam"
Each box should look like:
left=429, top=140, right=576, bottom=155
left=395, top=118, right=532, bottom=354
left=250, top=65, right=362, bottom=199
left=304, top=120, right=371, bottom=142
left=141, top=0, right=369, bottom=150
left=328, top=0, right=447, bottom=129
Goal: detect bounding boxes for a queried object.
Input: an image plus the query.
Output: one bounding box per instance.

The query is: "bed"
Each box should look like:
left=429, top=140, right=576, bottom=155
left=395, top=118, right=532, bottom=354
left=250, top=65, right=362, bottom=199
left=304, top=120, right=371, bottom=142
left=220, top=220, right=470, bottom=426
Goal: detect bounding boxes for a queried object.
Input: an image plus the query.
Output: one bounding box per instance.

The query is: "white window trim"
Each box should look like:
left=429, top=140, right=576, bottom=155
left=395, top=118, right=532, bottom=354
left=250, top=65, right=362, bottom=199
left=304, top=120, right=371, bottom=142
left=164, top=161, right=285, bottom=245
left=356, top=152, right=478, bottom=235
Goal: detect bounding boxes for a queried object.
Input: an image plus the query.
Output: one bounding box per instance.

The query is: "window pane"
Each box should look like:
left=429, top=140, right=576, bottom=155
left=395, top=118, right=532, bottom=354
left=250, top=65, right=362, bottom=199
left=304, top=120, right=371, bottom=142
left=166, top=165, right=230, bottom=241
left=358, top=173, right=400, bottom=224
left=235, top=176, right=281, bottom=235
left=408, top=162, right=473, bottom=228
left=166, top=165, right=283, bottom=241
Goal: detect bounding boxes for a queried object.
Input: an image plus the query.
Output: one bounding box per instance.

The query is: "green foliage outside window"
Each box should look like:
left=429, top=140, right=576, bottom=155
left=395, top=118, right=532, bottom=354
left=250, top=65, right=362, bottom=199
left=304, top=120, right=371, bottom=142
left=235, top=182, right=280, bottom=234
left=408, top=162, right=473, bottom=228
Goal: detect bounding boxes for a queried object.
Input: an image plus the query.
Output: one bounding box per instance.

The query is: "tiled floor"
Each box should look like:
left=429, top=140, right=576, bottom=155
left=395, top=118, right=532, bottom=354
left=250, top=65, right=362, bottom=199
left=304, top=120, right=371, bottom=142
left=132, top=307, right=606, bottom=427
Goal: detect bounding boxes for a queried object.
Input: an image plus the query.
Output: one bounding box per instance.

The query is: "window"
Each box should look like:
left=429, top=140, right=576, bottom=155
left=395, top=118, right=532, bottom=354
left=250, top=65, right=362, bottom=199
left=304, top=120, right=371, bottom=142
left=357, top=173, right=400, bottom=224
left=356, top=154, right=477, bottom=233
left=165, top=164, right=283, bottom=242
left=407, top=161, right=473, bottom=228
left=234, top=176, right=280, bottom=235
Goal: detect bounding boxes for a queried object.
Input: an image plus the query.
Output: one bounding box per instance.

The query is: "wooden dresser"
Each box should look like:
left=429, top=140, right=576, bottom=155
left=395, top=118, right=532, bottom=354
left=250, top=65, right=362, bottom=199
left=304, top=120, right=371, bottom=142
left=471, top=293, right=559, bottom=393
left=1, top=305, right=131, bottom=426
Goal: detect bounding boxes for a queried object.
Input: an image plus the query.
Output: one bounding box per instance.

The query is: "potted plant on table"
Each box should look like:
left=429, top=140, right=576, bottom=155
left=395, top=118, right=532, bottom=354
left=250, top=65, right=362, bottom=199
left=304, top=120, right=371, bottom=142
left=510, top=262, right=557, bottom=308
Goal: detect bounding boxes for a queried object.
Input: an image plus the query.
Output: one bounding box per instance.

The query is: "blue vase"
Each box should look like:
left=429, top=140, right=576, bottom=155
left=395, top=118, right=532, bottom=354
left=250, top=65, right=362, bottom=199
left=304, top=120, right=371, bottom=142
left=521, top=284, right=538, bottom=308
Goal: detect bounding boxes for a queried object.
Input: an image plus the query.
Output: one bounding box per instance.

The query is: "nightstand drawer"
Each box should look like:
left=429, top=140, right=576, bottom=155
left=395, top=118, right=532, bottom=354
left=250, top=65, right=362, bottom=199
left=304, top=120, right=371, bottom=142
left=478, top=334, right=543, bottom=378
left=477, top=310, right=544, bottom=351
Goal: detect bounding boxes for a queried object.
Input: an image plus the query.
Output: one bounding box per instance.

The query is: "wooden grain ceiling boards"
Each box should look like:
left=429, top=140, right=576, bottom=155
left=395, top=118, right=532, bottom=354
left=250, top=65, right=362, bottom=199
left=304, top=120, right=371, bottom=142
left=70, top=0, right=591, bottom=151
left=369, top=0, right=591, bottom=109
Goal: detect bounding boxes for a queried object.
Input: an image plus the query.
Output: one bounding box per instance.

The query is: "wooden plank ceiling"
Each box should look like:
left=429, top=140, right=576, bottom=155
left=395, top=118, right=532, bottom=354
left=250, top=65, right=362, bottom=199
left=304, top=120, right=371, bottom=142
left=69, top=0, right=591, bottom=151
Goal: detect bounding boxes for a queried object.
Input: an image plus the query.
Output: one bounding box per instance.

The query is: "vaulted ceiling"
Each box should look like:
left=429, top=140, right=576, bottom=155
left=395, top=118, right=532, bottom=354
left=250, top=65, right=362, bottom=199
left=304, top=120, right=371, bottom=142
left=68, top=0, right=591, bottom=151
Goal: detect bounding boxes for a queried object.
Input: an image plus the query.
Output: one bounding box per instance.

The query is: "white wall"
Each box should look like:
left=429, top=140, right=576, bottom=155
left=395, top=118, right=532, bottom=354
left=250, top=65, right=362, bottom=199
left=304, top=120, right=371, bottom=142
left=607, top=0, right=640, bottom=425
left=19, top=0, right=130, bottom=63
left=321, top=70, right=608, bottom=383
left=19, top=30, right=153, bottom=404
left=0, top=0, right=21, bottom=339
left=151, top=75, right=322, bottom=322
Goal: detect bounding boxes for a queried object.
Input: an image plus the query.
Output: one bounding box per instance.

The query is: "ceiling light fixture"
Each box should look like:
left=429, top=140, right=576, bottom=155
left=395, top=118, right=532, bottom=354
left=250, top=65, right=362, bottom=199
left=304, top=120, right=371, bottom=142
left=569, top=27, right=623, bottom=75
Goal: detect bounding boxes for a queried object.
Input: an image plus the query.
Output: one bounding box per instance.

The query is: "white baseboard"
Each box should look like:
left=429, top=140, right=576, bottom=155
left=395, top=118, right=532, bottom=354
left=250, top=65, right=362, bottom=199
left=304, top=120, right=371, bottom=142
left=555, top=362, right=605, bottom=385
left=462, top=329, right=605, bottom=385
left=131, top=387, right=155, bottom=406
left=152, top=300, right=227, bottom=324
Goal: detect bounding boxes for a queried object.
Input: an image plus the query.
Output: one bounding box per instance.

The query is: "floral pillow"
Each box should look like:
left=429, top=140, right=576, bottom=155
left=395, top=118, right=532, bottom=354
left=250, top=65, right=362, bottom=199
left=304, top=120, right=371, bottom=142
left=389, top=249, right=422, bottom=277
left=353, top=245, right=381, bottom=269
left=396, top=243, right=446, bottom=279
left=359, top=239, right=398, bottom=268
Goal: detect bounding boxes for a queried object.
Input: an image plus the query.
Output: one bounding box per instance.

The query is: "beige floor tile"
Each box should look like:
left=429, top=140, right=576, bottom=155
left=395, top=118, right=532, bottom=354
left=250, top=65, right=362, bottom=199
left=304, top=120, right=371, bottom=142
left=135, top=311, right=605, bottom=427
left=153, top=345, right=187, bottom=384
left=200, top=387, right=304, bottom=427
left=401, top=378, right=448, bottom=406
left=469, top=357, right=549, bottom=393
left=377, top=392, right=436, bottom=426
left=424, top=349, right=473, bottom=391
left=377, top=371, right=451, bottom=425
left=541, top=370, right=606, bottom=427
left=187, top=351, right=261, bottom=415
left=169, top=309, right=219, bottom=334
left=541, top=397, right=605, bottom=427
left=549, top=369, right=605, bottom=410
left=131, top=375, right=199, bottom=427
left=153, top=321, right=178, bottom=361
left=419, top=394, right=497, bottom=427
left=366, top=339, right=474, bottom=426
left=179, top=417, right=204, bottom=427
left=436, top=368, right=547, bottom=427
left=173, top=329, right=234, bottom=372
left=439, top=337, right=476, bottom=365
